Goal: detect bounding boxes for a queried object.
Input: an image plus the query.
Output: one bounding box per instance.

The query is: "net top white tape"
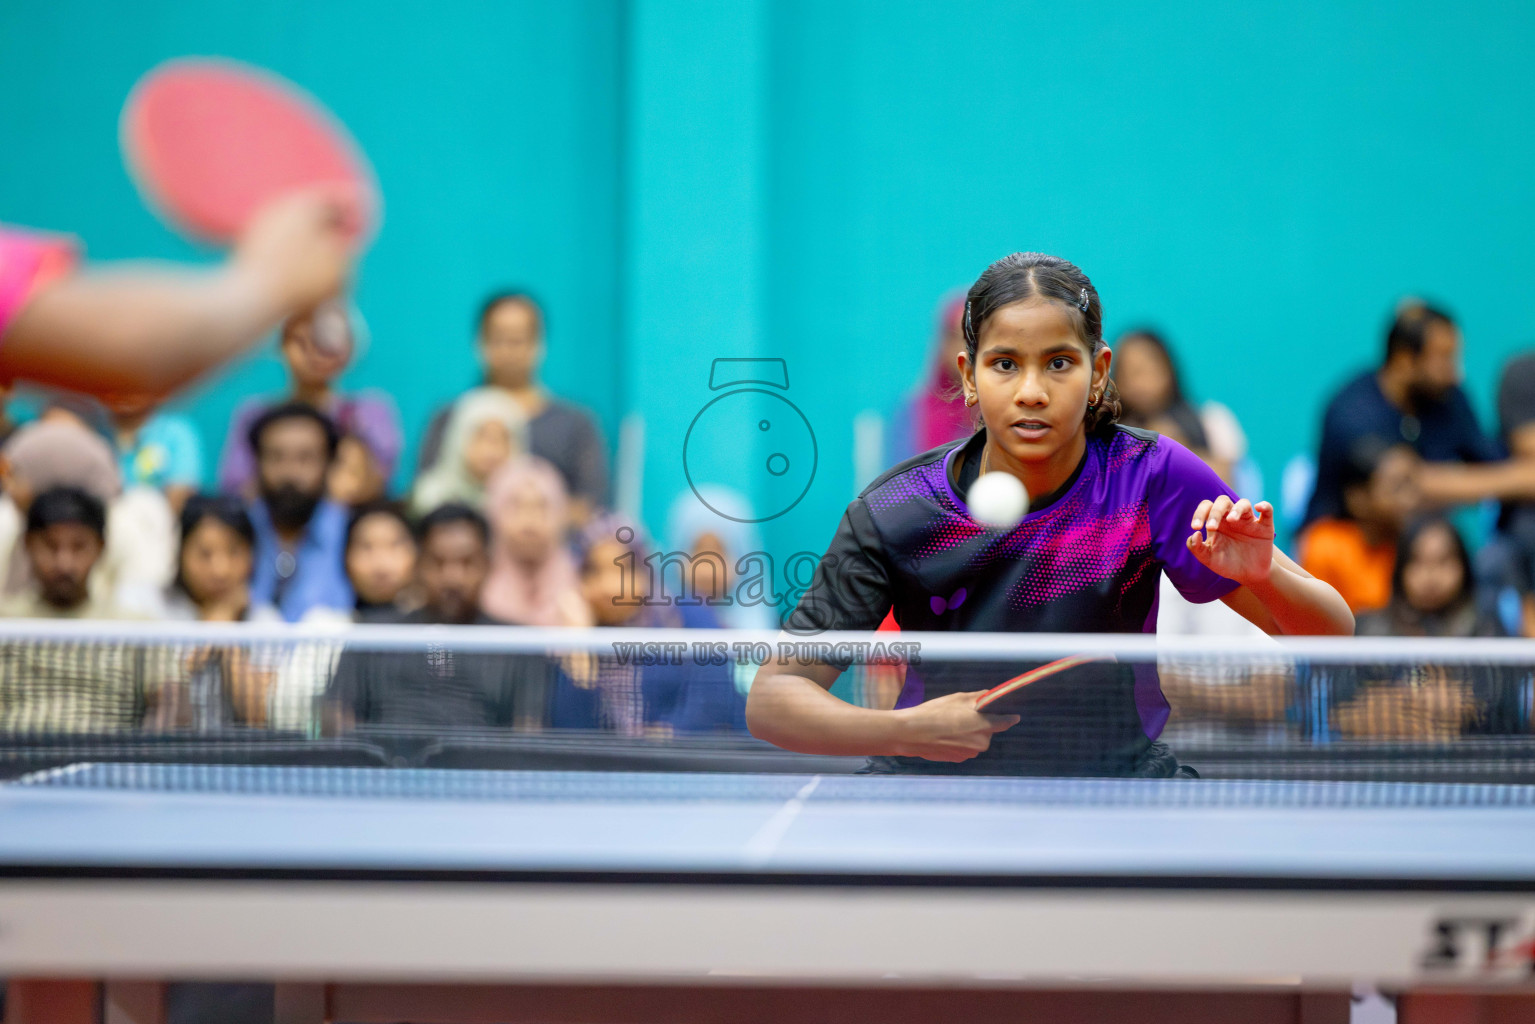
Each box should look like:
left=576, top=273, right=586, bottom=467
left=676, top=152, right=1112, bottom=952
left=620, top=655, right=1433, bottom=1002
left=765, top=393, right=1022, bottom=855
left=0, top=619, right=1524, bottom=664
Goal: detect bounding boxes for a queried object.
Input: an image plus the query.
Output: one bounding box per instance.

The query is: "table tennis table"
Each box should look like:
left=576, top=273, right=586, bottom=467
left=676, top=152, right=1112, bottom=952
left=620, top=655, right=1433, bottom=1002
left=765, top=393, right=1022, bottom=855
left=3, top=763, right=1535, bottom=1023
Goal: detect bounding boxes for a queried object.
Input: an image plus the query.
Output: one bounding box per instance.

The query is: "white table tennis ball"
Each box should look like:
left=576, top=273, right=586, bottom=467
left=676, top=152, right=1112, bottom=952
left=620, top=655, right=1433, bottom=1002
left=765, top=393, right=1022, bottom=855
left=969, top=471, right=1030, bottom=528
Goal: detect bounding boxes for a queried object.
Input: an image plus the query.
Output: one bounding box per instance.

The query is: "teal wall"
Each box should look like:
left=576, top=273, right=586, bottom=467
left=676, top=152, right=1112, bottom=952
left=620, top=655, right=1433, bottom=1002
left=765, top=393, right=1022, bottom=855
left=4, top=0, right=1535, bottom=568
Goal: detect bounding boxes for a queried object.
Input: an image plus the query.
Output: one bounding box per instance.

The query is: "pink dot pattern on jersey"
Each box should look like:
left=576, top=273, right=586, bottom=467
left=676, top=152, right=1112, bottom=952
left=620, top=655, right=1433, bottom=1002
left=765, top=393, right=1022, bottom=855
left=864, top=430, right=1161, bottom=613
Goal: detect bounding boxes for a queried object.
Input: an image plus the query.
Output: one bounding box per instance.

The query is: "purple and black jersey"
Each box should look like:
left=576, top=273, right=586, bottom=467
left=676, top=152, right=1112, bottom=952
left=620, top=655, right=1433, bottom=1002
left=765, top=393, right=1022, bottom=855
left=785, top=425, right=1242, bottom=775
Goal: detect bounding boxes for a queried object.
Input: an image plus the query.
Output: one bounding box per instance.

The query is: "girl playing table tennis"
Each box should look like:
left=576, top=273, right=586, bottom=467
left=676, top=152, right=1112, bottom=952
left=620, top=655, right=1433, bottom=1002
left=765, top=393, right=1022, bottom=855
left=747, top=252, right=1353, bottom=776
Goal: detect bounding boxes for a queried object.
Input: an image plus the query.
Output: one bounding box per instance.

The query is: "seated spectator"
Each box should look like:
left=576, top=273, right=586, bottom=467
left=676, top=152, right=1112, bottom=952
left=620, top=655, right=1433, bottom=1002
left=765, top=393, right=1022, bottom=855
left=1337, top=518, right=1506, bottom=740
left=1298, top=439, right=1419, bottom=614
left=166, top=495, right=277, bottom=623
left=0, top=488, right=174, bottom=732
left=1305, top=302, right=1535, bottom=527
left=154, top=495, right=279, bottom=729
left=665, top=485, right=778, bottom=630
left=0, top=419, right=175, bottom=617
left=418, top=291, right=608, bottom=527
left=889, top=293, right=972, bottom=459
left=481, top=456, right=585, bottom=626
left=404, top=503, right=498, bottom=625
left=409, top=387, right=526, bottom=516
left=1356, top=517, right=1500, bottom=638
left=246, top=403, right=353, bottom=621
left=109, top=396, right=203, bottom=514
left=0, top=487, right=120, bottom=620
left=345, top=502, right=418, bottom=622
left=321, top=504, right=548, bottom=731
left=217, top=303, right=402, bottom=502
left=550, top=514, right=746, bottom=736
left=1112, top=328, right=1249, bottom=485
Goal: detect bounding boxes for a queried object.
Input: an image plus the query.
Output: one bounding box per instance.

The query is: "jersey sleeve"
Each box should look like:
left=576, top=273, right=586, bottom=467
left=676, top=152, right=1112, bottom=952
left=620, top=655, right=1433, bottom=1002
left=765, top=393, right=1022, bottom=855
left=0, top=226, right=78, bottom=341
left=1148, top=436, right=1244, bottom=605
left=783, top=498, right=895, bottom=663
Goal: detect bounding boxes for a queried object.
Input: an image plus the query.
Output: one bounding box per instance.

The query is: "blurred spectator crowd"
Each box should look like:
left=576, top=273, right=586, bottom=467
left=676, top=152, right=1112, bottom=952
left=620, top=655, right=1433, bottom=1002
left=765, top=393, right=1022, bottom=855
left=0, top=290, right=759, bottom=739
left=1, top=287, right=1534, bottom=743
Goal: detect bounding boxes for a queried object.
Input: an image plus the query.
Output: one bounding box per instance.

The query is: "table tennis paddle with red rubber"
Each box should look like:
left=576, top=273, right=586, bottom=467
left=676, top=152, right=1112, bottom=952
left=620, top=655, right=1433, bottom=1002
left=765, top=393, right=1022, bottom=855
left=120, top=57, right=380, bottom=247
left=974, top=653, right=1119, bottom=715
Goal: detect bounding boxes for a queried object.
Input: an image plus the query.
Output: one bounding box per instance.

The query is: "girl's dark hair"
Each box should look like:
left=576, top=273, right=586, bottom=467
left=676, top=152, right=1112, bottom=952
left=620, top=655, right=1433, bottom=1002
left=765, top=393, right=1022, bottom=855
left=176, top=495, right=256, bottom=598
left=1112, top=328, right=1186, bottom=408
left=963, top=252, right=1120, bottom=435
left=1392, top=516, right=1473, bottom=611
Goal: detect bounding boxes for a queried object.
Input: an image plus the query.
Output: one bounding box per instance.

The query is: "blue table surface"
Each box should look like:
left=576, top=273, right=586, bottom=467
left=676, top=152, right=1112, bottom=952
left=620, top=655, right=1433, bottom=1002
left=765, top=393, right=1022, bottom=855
left=1, top=763, right=1533, bottom=881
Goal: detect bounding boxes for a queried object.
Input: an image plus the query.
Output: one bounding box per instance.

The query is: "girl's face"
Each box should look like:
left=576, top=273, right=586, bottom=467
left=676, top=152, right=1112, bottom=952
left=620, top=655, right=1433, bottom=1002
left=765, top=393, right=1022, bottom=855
left=346, top=513, right=417, bottom=606
left=496, top=477, right=558, bottom=563
left=582, top=539, right=641, bottom=625
left=1113, top=336, right=1174, bottom=416
left=960, top=299, right=1110, bottom=467
left=181, top=518, right=253, bottom=609
left=1402, top=524, right=1465, bottom=614
left=464, top=419, right=513, bottom=483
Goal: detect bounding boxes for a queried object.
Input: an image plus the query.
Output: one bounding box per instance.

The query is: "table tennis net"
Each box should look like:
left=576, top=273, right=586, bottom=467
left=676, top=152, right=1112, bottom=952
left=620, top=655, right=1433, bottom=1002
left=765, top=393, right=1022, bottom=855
left=0, top=622, right=1529, bottom=783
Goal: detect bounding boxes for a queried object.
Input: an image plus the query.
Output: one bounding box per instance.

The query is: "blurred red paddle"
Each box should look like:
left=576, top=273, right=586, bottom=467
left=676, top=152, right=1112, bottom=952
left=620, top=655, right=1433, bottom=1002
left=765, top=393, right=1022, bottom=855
left=974, top=653, right=1119, bottom=715
left=121, top=57, right=379, bottom=247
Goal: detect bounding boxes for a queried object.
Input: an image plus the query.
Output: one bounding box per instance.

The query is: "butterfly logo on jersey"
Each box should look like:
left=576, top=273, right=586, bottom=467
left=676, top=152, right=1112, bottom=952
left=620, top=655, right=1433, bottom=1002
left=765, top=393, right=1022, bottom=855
left=929, top=586, right=967, bottom=616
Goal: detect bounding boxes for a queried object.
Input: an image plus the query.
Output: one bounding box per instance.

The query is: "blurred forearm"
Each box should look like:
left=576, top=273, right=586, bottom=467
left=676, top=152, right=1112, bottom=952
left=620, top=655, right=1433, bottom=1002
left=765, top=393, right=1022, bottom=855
left=0, top=264, right=284, bottom=398
left=1417, top=460, right=1535, bottom=505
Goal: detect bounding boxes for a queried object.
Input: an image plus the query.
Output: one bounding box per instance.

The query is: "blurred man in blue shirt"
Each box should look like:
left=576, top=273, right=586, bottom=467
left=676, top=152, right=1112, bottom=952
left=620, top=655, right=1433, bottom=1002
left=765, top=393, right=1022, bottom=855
left=244, top=403, right=352, bottom=621
left=1306, top=303, right=1535, bottom=526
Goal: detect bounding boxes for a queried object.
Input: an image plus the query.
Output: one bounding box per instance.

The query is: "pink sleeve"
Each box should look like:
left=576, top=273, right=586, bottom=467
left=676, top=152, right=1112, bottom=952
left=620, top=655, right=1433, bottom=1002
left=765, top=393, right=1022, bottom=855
left=0, top=225, right=79, bottom=340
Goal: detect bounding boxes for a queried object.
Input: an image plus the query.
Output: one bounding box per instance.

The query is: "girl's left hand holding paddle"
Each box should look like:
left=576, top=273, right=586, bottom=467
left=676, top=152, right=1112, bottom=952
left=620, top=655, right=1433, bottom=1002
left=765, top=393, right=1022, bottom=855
left=1187, top=496, right=1275, bottom=586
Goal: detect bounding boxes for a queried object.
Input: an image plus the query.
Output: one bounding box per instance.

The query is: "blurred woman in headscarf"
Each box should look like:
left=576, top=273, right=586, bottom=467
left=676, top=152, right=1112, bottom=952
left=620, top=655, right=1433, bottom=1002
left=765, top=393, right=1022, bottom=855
left=665, top=485, right=778, bottom=630
left=891, top=292, right=973, bottom=459
left=408, top=387, right=527, bottom=516
left=481, top=455, right=585, bottom=627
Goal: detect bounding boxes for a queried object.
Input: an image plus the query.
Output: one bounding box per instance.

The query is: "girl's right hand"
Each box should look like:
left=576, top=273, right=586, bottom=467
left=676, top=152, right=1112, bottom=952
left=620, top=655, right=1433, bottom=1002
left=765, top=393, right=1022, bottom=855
left=891, top=690, right=1019, bottom=762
